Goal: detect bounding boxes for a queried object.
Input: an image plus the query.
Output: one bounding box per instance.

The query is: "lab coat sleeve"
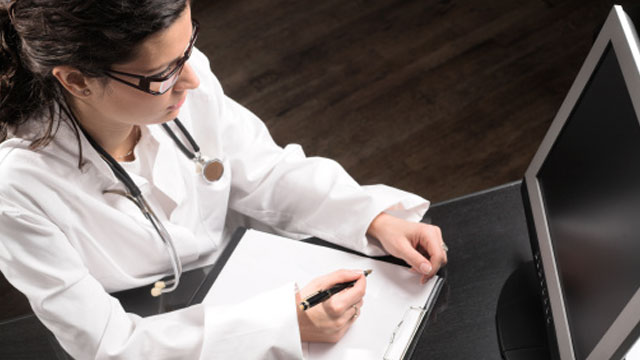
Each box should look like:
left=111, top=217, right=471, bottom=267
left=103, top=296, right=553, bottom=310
left=0, top=200, right=303, bottom=359
left=189, top=49, right=429, bottom=255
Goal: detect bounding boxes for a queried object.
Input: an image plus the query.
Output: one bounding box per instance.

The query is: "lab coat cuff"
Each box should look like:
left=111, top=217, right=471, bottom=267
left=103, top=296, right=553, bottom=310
left=363, top=184, right=430, bottom=221
left=200, top=282, right=303, bottom=359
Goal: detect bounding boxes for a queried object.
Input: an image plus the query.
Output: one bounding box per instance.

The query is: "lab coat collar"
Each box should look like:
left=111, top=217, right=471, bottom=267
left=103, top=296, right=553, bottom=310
left=147, top=123, right=187, bottom=213
left=49, top=118, right=186, bottom=211
left=50, top=119, right=123, bottom=191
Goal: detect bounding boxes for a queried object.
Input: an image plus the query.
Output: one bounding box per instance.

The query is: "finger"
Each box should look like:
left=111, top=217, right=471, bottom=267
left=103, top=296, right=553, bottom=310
left=329, top=274, right=366, bottom=304
left=327, top=298, right=365, bottom=340
left=434, top=226, right=448, bottom=264
left=324, top=275, right=366, bottom=317
left=342, top=299, right=365, bottom=326
left=423, top=233, right=446, bottom=276
left=413, top=224, right=446, bottom=275
left=351, top=299, right=364, bottom=318
left=302, top=269, right=364, bottom=298
left=398, top=239, right=433, bottom=276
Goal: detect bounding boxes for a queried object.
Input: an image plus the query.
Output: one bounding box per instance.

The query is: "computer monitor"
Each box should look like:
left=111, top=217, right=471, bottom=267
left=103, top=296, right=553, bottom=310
left=523, top=5, right=640, bottom=360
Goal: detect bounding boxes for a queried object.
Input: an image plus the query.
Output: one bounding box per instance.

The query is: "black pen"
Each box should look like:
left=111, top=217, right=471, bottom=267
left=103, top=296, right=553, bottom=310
left=298, top=269, right=372, bottom=311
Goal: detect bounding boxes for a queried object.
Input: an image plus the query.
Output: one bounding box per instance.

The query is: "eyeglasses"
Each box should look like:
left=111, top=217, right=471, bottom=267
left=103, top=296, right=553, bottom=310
left=104, top=20, right=200, bottom=96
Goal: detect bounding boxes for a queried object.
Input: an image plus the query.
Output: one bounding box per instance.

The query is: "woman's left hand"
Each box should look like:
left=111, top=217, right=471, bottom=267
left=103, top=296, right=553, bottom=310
left=366, top=213, right=448, bottom=283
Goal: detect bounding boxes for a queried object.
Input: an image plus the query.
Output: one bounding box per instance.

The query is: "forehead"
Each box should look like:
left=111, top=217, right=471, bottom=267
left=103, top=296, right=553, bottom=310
left=117, top=8, right=193, bottom=73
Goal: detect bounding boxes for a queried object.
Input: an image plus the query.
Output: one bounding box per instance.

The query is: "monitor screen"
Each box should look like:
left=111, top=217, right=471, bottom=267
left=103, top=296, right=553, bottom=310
left=537, top=43, right=640, bottom=359
left=523, top=5, right=640, bottom=359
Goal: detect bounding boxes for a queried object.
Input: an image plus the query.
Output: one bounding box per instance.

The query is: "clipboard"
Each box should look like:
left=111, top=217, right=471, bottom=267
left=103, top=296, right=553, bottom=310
left=303, top=233, right=446, bottom=360
left=203, top=228, right=445, bottom=359
left=384, top=277, right=445, bottom=360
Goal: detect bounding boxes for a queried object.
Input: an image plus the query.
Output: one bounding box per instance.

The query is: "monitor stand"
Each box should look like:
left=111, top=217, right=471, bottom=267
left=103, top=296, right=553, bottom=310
left=496, top=261, right=551, bottom=360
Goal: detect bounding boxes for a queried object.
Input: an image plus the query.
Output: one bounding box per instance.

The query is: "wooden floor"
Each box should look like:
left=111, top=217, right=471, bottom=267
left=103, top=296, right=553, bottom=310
left=192, top=0, right=633, bottom=203
left=1, top=0, right=636, bottom=321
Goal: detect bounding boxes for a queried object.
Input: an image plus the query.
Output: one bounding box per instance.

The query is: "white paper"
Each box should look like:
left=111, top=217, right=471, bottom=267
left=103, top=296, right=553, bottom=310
left=626, top=336, right=640, bottom=360
left=203, top=229, right=439, bottom=360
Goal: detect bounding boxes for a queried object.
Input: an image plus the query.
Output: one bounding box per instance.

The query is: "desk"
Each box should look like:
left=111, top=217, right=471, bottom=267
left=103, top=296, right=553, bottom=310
left=0, top=181, right=531, bottom=359
left=414, top=181, right=532, bottom=360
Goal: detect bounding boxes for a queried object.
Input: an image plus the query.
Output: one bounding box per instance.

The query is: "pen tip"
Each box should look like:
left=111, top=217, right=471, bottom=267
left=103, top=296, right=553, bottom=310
left=364, top=269, right=372, bottom=276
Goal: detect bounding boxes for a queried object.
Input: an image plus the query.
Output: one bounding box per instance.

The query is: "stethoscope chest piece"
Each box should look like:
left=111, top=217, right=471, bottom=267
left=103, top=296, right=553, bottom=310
left=198, top=158, right=224, bottom=183
left=162, top=119, right=225, bottom=184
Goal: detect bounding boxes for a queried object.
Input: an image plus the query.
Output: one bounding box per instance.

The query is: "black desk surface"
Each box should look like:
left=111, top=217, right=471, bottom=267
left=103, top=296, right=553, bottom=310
left=0, top=181, right=531, bottom=359
left=414, top=180, right=532, bottom=360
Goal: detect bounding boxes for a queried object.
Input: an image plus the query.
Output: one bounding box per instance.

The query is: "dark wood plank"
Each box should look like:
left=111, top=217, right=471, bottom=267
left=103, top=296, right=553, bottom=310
left=192, top=0, right=635, bottom=201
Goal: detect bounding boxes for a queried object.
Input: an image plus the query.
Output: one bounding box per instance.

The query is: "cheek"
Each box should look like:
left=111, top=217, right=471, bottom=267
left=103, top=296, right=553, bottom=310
left=105, top=91, right=171, bottom=124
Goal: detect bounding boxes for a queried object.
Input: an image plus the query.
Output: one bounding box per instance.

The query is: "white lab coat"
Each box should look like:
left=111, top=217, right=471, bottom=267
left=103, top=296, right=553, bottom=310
left=0, top=48, right=429, bottom=359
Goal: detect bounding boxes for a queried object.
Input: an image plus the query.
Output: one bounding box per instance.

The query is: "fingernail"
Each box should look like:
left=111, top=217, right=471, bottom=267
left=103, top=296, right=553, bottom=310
left=420, top=263, right=432, bottom=275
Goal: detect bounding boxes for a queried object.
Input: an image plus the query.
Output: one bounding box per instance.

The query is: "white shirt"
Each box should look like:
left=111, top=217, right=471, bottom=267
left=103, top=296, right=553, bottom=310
left=0, top=48, right=429, bottom=359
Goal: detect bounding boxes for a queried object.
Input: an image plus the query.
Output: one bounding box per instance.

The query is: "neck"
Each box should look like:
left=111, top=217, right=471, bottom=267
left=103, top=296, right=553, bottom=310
left=69, top=97, right=139, bottom=161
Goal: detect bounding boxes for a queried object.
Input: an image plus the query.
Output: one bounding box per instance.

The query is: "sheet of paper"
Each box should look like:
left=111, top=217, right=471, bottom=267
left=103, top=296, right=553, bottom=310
left=626, top=336, right=640, bottom=360
left=203, top=229, right=438, bottom=359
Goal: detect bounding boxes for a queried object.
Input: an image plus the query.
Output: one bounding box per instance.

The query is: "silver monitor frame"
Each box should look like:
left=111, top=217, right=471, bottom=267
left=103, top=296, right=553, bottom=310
left=524, top=5, right=640, bottom=360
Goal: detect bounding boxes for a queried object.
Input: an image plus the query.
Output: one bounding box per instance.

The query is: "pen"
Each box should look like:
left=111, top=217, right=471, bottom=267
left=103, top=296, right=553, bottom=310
left=298, top=269, right=372, bottom=311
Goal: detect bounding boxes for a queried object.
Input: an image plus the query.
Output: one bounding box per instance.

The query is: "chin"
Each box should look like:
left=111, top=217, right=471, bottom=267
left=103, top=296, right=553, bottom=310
left=148, top=113, right=178, bottom=125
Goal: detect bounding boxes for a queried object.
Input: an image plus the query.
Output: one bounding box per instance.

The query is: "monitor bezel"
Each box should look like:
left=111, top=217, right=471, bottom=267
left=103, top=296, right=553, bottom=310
left=523, top=5, right=640, bottom=360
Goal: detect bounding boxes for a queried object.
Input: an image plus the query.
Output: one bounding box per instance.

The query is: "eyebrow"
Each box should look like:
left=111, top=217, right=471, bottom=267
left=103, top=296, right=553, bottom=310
left=140, top=23, right=196, bottom=76
left=144, top=61, right=176, bottom=76
left=142, top=46, right=189, bottom=76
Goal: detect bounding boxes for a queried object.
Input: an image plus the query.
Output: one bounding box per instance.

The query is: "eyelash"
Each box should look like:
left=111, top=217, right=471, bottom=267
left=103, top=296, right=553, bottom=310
left=151, top=66, right=173, bottom=78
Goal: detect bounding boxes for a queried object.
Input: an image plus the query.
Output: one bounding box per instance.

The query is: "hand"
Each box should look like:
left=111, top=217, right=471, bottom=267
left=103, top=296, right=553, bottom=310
left=296, top=269, right=366, bottom=343
left=367, top=213, right=447, bottom=283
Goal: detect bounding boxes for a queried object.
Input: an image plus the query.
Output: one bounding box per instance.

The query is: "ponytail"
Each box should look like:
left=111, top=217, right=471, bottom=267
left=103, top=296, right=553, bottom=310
left=0, top=4, right=23, bottom=140
left=0, top=3, right=58, bottom=146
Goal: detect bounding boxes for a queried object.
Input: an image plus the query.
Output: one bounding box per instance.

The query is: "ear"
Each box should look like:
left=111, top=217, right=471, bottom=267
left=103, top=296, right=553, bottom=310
left=51, top=66, right=92, bottom=98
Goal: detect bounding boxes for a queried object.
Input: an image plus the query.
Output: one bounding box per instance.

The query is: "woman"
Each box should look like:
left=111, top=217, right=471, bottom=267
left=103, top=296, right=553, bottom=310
left=0, top=0, right=447, bottom=358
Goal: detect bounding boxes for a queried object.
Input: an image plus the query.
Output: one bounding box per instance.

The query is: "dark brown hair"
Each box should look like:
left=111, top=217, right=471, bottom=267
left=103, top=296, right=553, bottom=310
left=0, top=0, right=188, bottom=152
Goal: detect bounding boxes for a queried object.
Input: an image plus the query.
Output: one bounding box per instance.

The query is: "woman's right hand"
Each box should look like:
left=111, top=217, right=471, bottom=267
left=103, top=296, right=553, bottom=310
left=296, top=269, right=367, bottom=343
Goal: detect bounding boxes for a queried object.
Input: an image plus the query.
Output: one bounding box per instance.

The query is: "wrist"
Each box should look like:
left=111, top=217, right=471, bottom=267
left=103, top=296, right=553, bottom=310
left=366, top=212, right=394, bottom=240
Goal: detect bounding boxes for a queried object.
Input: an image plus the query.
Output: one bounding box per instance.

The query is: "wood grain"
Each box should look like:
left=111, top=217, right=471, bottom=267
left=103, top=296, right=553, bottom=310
left=192, top=0, right=634, bottom=202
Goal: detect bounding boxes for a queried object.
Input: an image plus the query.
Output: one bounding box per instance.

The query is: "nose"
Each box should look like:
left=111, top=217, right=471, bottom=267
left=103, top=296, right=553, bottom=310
left=173, top=61, right=200, bottom=92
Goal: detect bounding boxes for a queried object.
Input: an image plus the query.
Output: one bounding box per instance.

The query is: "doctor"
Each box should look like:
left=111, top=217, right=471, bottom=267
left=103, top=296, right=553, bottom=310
left=0, top=0, right=447, bottom=358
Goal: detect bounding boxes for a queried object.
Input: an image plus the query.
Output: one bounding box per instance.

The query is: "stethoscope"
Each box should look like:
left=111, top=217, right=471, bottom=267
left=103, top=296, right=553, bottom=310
left=79, top=118, right=224, bottom=297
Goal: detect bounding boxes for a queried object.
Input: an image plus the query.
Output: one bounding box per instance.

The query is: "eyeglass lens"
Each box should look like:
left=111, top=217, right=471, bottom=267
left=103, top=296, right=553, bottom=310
left=152, top=71, right=181, bottom=94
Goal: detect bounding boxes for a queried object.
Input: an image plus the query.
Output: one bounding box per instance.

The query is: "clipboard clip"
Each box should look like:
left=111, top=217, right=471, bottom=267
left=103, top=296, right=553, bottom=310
left=383, top=306, right=427, bottom=360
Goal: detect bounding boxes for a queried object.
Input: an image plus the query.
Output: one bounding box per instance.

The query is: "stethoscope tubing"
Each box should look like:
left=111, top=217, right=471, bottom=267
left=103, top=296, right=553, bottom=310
left=78, top=119, right=197, bottom=296
left=161, top=118, right=200, bottom=159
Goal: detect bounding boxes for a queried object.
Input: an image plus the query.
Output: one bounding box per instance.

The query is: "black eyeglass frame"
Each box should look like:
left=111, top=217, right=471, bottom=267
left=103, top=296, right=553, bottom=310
left=104, top=20, right=200, bottom=96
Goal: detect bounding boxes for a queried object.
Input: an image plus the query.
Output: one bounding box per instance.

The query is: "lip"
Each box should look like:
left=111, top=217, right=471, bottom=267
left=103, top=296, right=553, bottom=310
left=168, top=96, right=187, bottom=111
